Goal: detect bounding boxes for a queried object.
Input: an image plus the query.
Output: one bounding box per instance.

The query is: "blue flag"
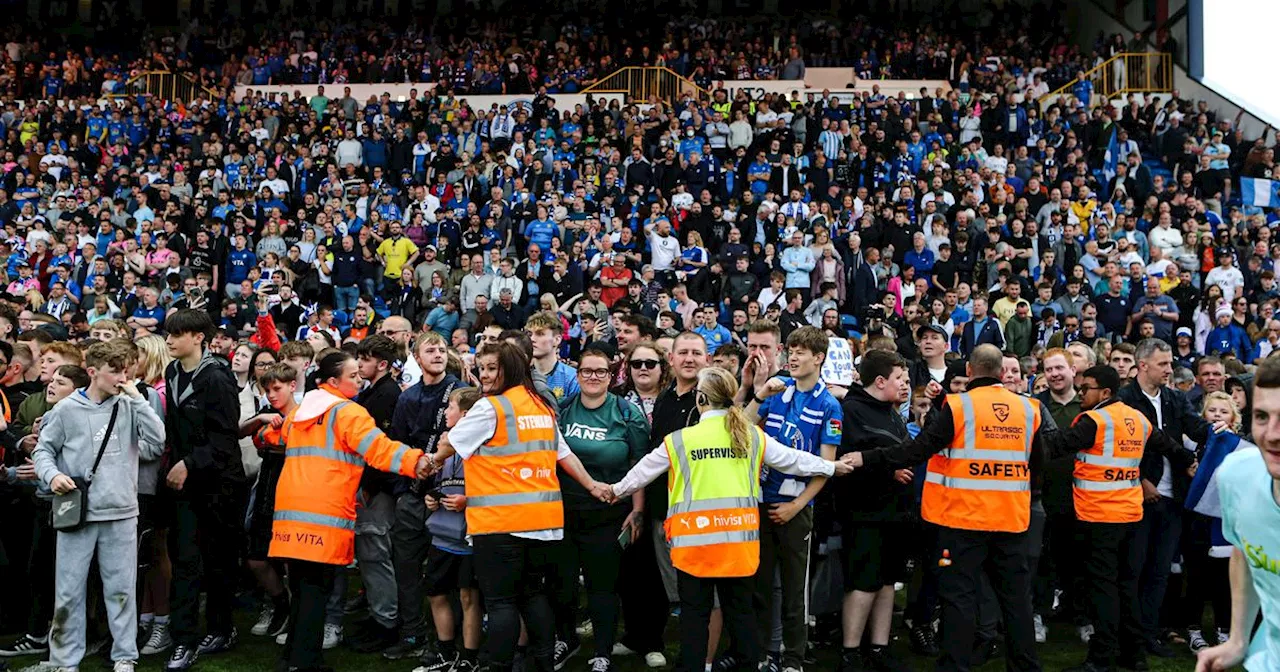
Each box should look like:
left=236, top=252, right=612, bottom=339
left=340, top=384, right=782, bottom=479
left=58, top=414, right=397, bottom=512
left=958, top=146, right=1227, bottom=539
left=1185, top=431, right=1253, bottom=546
left=1240, top=177, right=1280, bottom=208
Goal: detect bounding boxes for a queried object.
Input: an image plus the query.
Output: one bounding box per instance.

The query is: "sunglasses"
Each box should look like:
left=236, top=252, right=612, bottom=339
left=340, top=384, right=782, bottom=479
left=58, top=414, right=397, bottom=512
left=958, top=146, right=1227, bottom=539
left=629, top=359, right=661, bottom=370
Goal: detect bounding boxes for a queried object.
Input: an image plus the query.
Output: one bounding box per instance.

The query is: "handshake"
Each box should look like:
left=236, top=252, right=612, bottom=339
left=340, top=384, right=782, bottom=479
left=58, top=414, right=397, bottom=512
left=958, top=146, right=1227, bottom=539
left=588, top=481, right=618, bottom=504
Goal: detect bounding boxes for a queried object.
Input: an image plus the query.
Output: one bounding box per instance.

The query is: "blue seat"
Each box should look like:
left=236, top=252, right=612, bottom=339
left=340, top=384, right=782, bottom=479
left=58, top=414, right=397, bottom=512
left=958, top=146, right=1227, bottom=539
left=841, top=314, right=859, bottom=329
left=332, top=310, right=350, bottom=327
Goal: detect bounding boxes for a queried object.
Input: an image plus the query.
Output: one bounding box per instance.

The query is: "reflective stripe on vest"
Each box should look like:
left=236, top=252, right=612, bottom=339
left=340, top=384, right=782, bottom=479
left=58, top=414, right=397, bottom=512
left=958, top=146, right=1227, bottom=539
left=1073, top=404, right=1148, bottom=523
left=924, top=472, right=1031, bottom=491
left=273, top=508, right=357, bottom=531
left=668, top=430, right=762, bottom=515
left=284, top=403, right=359, bottom=467
left=478, top=395, right=561, bottom=458
left=669, top=529, right=761, bottom=548
left=468, top=490, right=563, bottom=507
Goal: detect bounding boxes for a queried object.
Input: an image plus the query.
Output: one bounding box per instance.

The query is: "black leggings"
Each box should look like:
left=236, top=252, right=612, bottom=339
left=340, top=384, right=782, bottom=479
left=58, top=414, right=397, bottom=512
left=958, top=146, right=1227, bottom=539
left=552, top=506, right=628, bottom=658
left=473, top=534, right=559, bottom=672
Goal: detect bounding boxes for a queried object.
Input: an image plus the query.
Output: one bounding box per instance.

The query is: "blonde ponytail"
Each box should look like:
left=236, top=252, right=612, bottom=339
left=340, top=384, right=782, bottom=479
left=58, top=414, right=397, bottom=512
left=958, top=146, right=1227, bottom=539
left=697, top=366, right=754, bottom=455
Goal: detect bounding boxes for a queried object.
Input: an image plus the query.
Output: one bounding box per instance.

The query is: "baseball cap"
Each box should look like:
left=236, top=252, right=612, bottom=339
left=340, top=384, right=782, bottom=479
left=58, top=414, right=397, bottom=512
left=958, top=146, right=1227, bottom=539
left=1176, top=327, right=1192, bottom=338
left=918, top=323, right=949, bottom=340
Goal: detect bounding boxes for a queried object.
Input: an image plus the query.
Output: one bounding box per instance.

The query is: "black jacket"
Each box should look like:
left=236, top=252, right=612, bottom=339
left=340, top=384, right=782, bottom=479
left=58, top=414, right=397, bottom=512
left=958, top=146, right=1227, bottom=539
left=357, top=373, right=404, bottom=494
left=164, top=351, right=245, bottom=494
left=1116, top=382, right=1209, bottom=503
left=837, top=386, right=914, bottom=521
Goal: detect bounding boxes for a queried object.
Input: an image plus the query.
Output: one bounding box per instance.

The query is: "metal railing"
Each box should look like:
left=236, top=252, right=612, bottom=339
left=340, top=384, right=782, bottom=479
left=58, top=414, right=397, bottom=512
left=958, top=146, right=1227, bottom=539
left=583, top=67, right=706, bottom=102
left=1038, top=52, right=1173, bottom=109
left=106, top=70, right=216, bottom=103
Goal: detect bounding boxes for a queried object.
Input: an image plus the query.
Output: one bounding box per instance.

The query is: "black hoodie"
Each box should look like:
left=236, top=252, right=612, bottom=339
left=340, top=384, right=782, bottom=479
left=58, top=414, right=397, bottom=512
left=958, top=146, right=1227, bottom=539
left=836, top=385, right=915, bottom=522
left=164, top=349, right=245, bottom=494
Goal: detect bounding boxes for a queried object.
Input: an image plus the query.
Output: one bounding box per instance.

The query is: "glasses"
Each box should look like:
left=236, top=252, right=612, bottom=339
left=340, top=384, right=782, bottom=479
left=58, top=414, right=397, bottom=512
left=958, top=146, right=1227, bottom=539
left=255, top=361, right=274, bottom=368
left=1077, top=385, right=1098, bottom=394
left=579, top=368, right=611, bottom=379
left=630, top=359, right=661, bottom=370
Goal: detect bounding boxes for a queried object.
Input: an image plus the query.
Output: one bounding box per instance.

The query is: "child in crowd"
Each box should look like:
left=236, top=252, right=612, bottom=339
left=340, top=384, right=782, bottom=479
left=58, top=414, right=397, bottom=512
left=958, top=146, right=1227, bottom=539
left=414, top=387, right=483, bottom=672
left=240, top=363, right=300, bottom=640
left=32, top=339, right=166, bottom=672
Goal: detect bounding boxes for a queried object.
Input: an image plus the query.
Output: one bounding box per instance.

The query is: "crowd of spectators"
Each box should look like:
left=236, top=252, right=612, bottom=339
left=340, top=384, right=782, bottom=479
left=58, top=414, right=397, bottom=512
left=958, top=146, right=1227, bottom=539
left=0, top=2, right=1275, bottom=672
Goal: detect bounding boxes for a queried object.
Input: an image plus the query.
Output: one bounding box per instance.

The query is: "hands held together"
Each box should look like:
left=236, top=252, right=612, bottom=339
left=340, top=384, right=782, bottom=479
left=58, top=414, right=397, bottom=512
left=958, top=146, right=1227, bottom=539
left=589, top=481, right=617, bottom=504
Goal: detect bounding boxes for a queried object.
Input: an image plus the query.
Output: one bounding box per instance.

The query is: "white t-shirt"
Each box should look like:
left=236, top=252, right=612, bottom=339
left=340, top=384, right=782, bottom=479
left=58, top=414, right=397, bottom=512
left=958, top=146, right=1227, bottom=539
left=1142, top=387, right=1175, bottom=499
left=648, top=231, right=681, bottom=271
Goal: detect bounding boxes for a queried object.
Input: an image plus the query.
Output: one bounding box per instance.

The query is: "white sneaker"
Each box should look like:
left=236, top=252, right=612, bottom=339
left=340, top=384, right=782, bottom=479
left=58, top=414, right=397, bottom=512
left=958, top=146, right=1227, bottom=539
left=113, top=661, right=136, bottom=672
left=576, top=620, right=594, bottom=637
left=1216, top=628, right=1230, bottom=646
left=275, top=631, right=288, bottom=646
left=612, top=643, right=637, bottom=656
left=1077, top=624, right=1094, bottom=644
left=782, top=667, right=803, bottom=672
left=644, top=652, right=667, bottom=668
left=1033, top=614, right=1047, bottom=644
left=1188, top=628, right=1209, bottom=653
left=140, top=622, right=173, bottom=655
left=322, top=624, right=343, bottom=650
left=251, top=605, right=276, bottom=636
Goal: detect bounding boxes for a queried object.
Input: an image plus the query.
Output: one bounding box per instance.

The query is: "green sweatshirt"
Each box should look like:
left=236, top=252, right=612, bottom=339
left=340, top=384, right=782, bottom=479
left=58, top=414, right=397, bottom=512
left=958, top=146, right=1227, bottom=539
left=557, top=393, right=651, bottom=510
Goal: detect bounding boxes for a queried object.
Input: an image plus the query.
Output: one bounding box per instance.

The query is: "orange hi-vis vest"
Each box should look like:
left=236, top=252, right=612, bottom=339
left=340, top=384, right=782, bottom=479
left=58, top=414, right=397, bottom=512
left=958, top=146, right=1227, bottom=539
left=270, top=387, right=424, bottom=565
left=1073, top=402, right=1150, bottom=524
left=465, top=386, right=564, bottom=536
left=663, top=416, right=765, bottom=578
left=922, top=385, right=1040, bottom=533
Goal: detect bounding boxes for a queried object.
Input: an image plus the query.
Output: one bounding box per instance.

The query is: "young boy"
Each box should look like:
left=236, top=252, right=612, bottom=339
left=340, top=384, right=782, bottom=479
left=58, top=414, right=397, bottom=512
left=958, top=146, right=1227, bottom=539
left=162, top=309, right=245, bottom=671
left=240, top=363, right=299, bottom=640
left=526, top=311, right=578, bottom=402
left=414, top=388, right=484, bottom=672
left=278, top=340, right=315, bottom=404
left=32, top=339, right=166, bottom=672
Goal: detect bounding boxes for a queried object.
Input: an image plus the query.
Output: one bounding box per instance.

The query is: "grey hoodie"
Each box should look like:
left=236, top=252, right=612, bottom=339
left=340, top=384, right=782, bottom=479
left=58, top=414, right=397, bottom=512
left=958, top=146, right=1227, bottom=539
left=33, top=390, right=166, bottom=522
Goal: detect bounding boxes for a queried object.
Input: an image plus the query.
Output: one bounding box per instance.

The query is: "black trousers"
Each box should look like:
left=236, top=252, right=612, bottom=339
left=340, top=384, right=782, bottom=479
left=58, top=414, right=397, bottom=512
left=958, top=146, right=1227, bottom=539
left=552, top=506, right=628, bottom=659
left=934, top=526, right=1041, bottom=672
left=617, top=515, right=670, bottom=654
left=1078, top=520, right=1144, bottom=665
left=168, top=489, right=244, bottom=646
left=677, top=571, right=757, bottom=672
left=473, top=534, right=558, bottom=672
left=1037, top=510, right=1085, bottom=622
left=26, top=499, right=55, bottom=636
left=1130, top=495, right=1181, bottom=646
left=282, top=560, right=337, bottom=671
left=391, top=491, right=431, bottom=639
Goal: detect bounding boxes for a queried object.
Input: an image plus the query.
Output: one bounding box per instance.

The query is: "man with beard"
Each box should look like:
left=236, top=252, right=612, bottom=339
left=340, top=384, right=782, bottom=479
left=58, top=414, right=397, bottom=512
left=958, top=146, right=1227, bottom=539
left=835, top=350, right=914, bottom=672
left=383, top=332, right=463, bottom=660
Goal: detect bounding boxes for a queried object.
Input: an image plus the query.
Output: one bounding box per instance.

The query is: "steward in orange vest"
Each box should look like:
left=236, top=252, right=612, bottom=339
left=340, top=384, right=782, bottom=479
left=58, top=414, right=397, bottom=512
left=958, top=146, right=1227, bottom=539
left=1040, top=365, right=1194, bottom=672
left=271, top=381, right=428, bottom=565
left=845, top=344, right=1052, bottom=672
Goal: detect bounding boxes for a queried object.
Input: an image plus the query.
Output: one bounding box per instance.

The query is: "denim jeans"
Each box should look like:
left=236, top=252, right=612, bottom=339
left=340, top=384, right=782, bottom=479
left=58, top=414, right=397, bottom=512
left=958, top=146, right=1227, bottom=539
left=334, top=285, right=359, bottom=313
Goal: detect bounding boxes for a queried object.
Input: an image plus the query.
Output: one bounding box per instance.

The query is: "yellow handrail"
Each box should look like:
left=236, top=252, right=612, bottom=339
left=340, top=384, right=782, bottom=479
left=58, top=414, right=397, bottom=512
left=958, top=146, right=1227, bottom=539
left=1037, top=52, right=1172, bottom=108
left=583, top=66, right=706, bottom=102
left=106, top=70, right=217, bottom=103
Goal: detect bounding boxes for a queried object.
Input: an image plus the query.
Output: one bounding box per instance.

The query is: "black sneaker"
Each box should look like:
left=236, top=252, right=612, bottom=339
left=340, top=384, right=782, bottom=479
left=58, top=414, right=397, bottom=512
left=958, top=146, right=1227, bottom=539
left=0, top=635, right=48, bottom=658
left=265, top=608, right=290, bottom=638
left=908, top=624, right=938, bottom=657
left=711, top=654, right=739, bottom=672
left=587, top=657, right=611, bottom=672
left=454, top=659, right=476, bottom=672
left=196, top=628, right=238, bottom=656
left=552, top=639, right=579, bottom=671
left=763, top=653, right=781, bottom=672
left=837, top=650, right=868, bottom=672
left=971, top=639, right=1000, bottom=667
left=165, top=645, right=199, bottom=671
left=864, top=647, right=910, bottom=672
left=414, top=650, right=458, bottom=672
left=1118, top=652, right=1150, bottom=671
left=1145, top=640, right=1177, bottom=658
left=384, top=635, right=427, bottom=660
left=349, top=622, right=399, bottom=654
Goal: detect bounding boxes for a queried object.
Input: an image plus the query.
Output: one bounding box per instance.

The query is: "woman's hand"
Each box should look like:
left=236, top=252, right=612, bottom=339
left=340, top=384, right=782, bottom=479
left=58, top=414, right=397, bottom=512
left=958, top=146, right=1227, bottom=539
left=424, top=494, right=440, bottom=511
left=622, top=509, right=644, bottom=543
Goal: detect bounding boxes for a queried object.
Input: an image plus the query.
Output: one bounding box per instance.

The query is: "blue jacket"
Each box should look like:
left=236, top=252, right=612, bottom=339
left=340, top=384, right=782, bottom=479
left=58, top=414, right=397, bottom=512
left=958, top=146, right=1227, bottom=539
left=960, top=316, right=1005, bottom=356
left=1205, top=323, right=1252, bottom=362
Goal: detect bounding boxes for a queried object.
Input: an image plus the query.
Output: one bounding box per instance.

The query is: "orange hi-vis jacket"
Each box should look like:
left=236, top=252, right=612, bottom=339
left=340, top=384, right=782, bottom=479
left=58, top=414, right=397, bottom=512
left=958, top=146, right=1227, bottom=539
left=663, top=416, right=765, bottom=578
left=922, top=385, right=1040, bottom=533
left=1073, top=402, right=1150, bottom=524
left=465, top=386, right=564, bottom=536
left=270, top=385, right=423, bottom=565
